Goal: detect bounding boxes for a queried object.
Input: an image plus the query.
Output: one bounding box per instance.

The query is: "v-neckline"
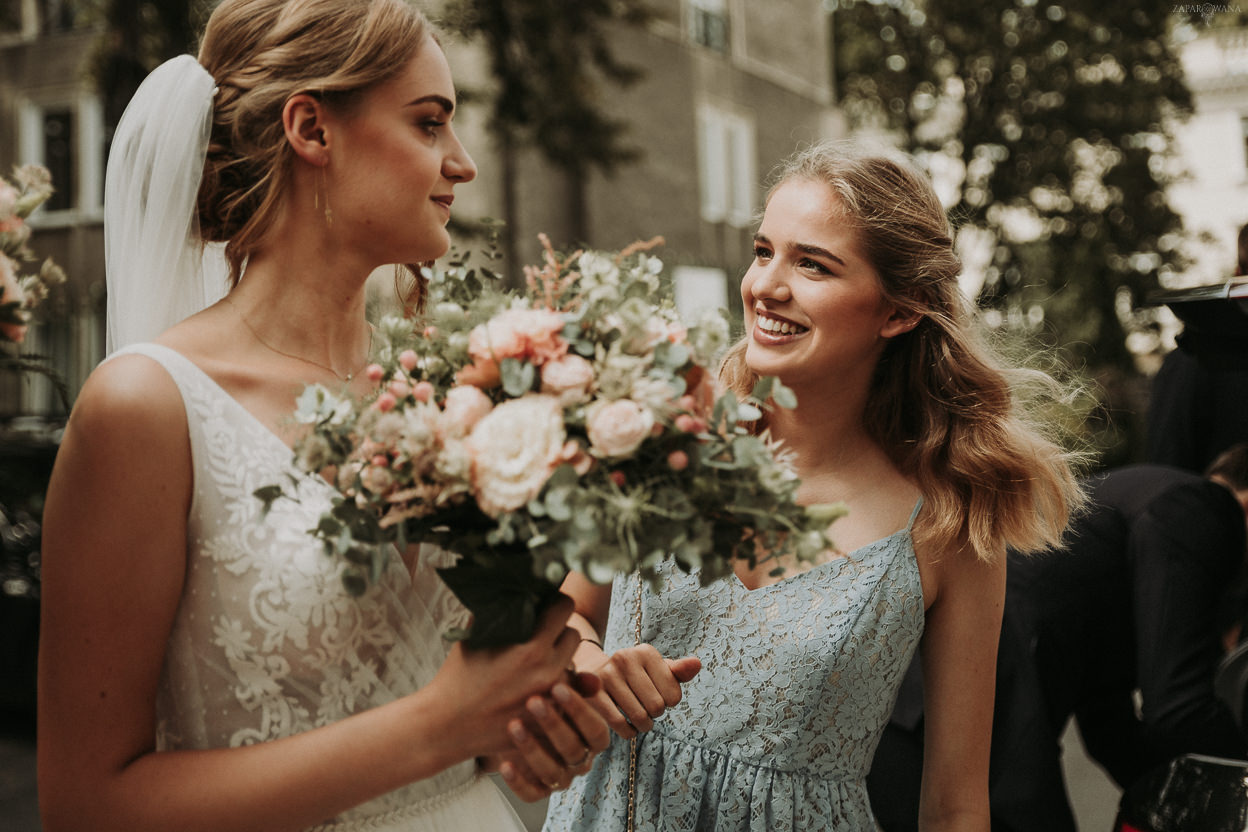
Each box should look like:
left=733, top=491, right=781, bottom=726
left=136, top=342, right=319, bottom=462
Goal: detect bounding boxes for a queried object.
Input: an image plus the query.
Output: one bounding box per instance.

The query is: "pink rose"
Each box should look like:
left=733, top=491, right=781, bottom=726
left=465, top=394, right=566, bottom=516
left=468, top=307, right=567, bottom=365
left=374, top=392, right=397, bottom=412
left=365, top=364, right=386, bottom=383
left=441, top=385, right=494, bottom=438
left=586, top=398, right=654, bottom=458
left=0, top=256, right=27, bottom=344
left=540, top=353, right=595, bottom=405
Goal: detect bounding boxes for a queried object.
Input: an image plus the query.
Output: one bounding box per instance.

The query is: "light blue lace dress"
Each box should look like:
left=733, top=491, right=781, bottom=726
left=544, top=503, right=925, bottom=831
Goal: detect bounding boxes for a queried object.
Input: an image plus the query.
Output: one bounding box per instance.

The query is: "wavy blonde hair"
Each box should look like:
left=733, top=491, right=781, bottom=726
left=721, top=142, right=1084, bottom=562
left=196, top=0, right=432, bottom=306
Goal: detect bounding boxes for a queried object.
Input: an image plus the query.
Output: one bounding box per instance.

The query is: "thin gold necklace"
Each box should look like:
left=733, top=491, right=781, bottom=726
left=225, top=295, right=371, bottom=383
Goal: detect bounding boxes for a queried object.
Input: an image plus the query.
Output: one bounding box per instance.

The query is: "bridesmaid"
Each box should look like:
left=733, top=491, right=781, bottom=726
left=546, top=142, right=1084, bottom=831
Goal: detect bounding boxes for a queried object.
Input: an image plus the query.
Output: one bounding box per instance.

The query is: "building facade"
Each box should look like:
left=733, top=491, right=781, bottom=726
left=0, top=0, right=105, bottom=421
left=1170, top=24, right=1248, bottom=285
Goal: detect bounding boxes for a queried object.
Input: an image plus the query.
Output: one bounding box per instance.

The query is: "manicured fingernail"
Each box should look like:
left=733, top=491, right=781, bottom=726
left=529, top=697, right=550, bottom=718
left=552, top=684, right=572, bottom=704
left=509, top=721, right=527, bottom=742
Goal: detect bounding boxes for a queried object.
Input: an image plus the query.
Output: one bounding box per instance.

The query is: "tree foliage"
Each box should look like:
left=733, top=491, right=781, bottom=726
left=440, top=0, right=649, bottom=177
left=87, top=0, right=215, bottom=136
left=835, top=0, right=1192, bottom=376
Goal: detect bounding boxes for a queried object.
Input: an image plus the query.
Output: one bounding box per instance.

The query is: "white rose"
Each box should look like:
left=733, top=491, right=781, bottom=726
left=540, top=353, right=595, bottom=405
left=435, top=438, right=473, bottom=482
left=440, top=385, right=494, bottom=438
left=398, top=402, right=439, bottom=458
left=586, top=398, right=654, bottom=458
left=466, top=394, right=566, bottom=516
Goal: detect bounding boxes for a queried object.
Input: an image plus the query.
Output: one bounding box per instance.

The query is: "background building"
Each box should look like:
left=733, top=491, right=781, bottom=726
left=1170, top=24, right=1248, bottom=285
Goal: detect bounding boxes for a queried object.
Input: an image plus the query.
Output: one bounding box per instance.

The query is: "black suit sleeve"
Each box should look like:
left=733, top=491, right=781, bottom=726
left=1128, top=481, right=1245, bottom=780
left=1146, top=350, right=1208, bottom=473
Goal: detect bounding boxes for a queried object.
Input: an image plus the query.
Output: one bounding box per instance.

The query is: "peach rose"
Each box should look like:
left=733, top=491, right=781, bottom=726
left=441, top=385, right=494, bottom=439
left=455, top=357, right=501, bottom=389
left=466, top=394, right=566, bottom=516
left=586, top=398, right=654, bottom=458
left=468, top=307, right=567, bottom=365
left=540, top=353, right=595, bottom=405
left=0, top=256, right=27, bottom=344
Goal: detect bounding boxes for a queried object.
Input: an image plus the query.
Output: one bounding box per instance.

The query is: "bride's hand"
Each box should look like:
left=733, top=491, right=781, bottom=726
left=433, top=596, right=583, bottom=758
left=577, top=643, right=701, bottom=738
left=490, top=677, right=610, bottom=799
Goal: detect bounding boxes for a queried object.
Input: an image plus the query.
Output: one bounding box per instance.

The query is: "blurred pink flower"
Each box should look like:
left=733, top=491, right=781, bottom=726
left=0, top=256, right=27, bottom=343
left=468, top=307, right=567, bottom=366
left=587, top=398, right=654, bottom=458
left=540, top=353, right=595, bottom=405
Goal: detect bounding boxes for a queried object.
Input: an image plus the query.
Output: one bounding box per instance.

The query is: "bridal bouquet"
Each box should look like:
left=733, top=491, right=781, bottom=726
left=265, top=236, right=843, bottom=647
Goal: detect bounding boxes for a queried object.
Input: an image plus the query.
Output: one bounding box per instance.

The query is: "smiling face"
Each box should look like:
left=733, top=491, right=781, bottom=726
left=741, top=178, right=913, bottom=393
left=326, top=36, right=477, bottom=266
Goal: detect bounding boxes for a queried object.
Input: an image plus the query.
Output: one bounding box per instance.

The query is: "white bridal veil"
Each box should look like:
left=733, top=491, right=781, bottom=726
left=104, top=54, right=228, bottom=353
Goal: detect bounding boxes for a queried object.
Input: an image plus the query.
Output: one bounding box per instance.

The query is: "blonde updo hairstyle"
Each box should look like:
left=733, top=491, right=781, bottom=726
left=721, top=142, right=1083, bottom=563
left=196, top=0, right=431, bottom=293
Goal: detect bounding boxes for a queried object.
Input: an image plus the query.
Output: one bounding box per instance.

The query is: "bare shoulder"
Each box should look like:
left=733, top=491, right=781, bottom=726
left=68, top=353, right=186, bottom=444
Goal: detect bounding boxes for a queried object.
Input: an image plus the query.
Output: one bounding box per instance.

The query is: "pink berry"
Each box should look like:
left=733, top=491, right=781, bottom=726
left=375, top=392, right=397, bottom=412
left=667, top=450, right=689, bottom=471
left=398, top=350, right=420, bottom=372
left=609, top=471, right=627, bottom=487
left=675, top=414, right=699, bottom=433
left=413, top=381, right=435, bottom=403
left=365, top=364, right=385, bottom=383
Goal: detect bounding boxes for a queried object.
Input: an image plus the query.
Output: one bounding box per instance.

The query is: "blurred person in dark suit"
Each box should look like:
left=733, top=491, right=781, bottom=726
left=1146, top=224, right=1248, bottom=474
left=868, top=446, right=1248, bottom=832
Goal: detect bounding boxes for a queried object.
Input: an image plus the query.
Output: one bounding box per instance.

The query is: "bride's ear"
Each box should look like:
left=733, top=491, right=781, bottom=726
left=283, top=93, right=331, bottom=165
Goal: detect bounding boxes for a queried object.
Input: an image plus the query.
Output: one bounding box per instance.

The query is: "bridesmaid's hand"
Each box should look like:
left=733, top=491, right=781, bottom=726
left=496, top=681, right=611, bottom=799
left=578, top=644, right=701, bottom=739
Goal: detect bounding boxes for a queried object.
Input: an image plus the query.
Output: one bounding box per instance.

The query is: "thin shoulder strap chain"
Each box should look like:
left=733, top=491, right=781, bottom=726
left=626, top=571, right=643, bottom=832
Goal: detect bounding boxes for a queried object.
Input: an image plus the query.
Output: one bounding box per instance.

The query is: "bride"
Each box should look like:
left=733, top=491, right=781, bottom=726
left=36, top=1, right=608, bottom=829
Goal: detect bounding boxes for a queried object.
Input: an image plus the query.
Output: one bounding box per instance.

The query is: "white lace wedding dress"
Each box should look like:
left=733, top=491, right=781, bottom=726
left=116, top=343, right=524, bottom=831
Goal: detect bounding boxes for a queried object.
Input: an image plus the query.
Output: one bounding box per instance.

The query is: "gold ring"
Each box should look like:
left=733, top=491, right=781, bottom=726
left=544, top=779, right=561, bottom=791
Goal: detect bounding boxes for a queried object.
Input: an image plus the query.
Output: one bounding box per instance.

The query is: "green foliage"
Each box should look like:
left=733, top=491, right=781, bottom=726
left=833, top=0, right=1193, bottom=459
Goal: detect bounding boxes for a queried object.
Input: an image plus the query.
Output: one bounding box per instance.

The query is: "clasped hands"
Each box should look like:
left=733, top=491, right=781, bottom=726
left=486, top=641, right=701, bottom=801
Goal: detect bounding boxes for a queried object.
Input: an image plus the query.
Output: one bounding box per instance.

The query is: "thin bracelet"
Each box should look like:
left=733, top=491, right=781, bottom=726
left=580, top=635, right=603, bottom=649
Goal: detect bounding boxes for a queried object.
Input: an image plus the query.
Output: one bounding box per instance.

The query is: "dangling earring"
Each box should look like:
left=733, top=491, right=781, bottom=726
left=317, top=163, right=333, bottom=226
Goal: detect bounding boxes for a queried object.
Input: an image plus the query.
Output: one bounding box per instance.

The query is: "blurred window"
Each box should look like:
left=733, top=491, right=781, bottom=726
left=18, top=94, right=105, bottom=219
left=689, top=0, right=728, bottom=53
left=697, top=105, right=756, bottom=227
left=38, top=0, right=76, bottom=32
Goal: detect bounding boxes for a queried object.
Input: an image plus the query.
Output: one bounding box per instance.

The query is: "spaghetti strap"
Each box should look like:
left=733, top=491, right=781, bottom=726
left=906, top=498, right=924, bottom=531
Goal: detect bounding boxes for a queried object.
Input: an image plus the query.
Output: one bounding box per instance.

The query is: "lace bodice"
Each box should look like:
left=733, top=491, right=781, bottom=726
left=545, top=506, right=925, bottom=831
left=114, top=344, right=521, bottom=831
